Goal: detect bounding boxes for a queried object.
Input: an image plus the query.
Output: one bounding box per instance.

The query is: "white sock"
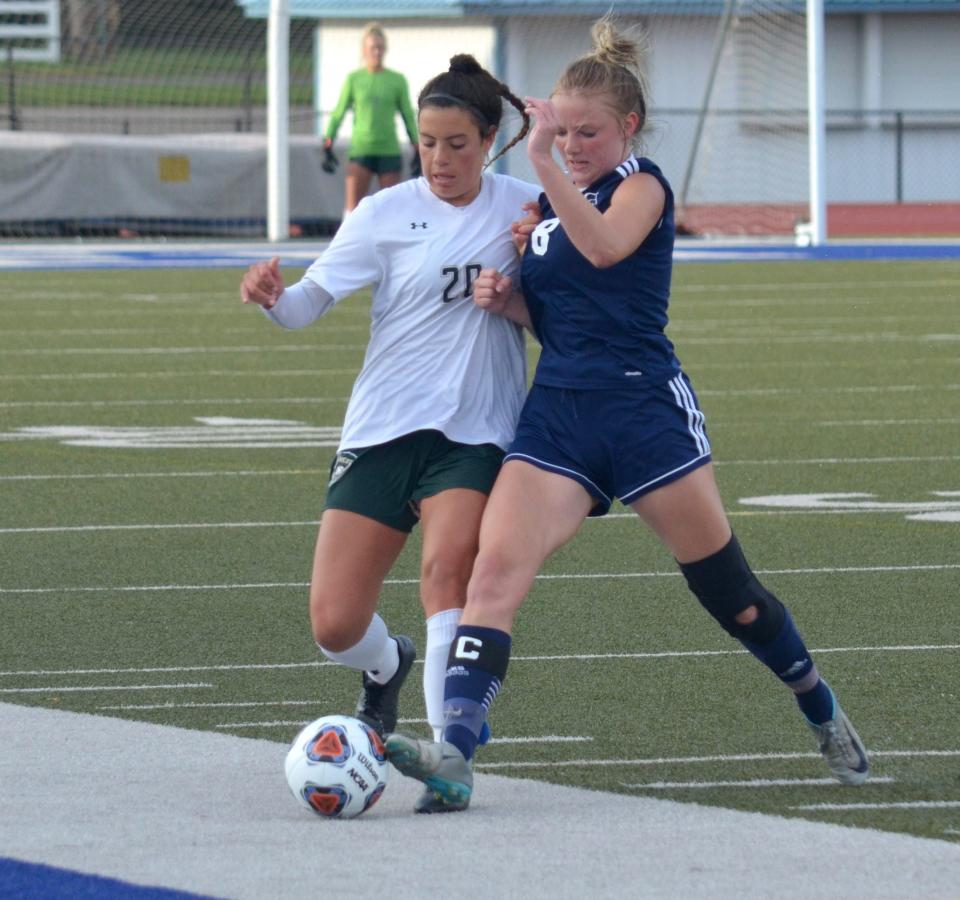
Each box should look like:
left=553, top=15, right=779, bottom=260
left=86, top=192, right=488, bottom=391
left=317, top=613, right=399, bottom=684
left=424, top=608, right=462, bottom=741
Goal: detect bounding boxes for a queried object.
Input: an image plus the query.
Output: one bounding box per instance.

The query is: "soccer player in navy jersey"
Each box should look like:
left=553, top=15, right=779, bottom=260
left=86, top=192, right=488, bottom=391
left=386, top=15, right=869, bottom=812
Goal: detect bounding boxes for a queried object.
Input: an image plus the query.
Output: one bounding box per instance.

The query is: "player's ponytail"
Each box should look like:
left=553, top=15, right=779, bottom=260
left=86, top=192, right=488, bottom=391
left=556, top=14, right=649, bottom=138
left=418, top=55, right=530, bottom=167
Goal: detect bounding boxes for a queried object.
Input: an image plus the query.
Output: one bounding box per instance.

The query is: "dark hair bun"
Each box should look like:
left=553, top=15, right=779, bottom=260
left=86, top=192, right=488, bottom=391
left=449, top=54, right=483, bottom=75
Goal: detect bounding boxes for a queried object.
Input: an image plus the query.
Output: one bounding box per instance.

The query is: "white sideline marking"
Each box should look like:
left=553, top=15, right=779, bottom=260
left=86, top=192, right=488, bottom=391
left=0, top=683, right=212, bottom=694
left=4, top=702, right=959, bottom=900
left=3, top=564, right=960, bottom=595
left=791, top=801, right=960, bottom=811
left=625, top=777, right=896, bottom=789
left=477, top=750, right=960, bottom=770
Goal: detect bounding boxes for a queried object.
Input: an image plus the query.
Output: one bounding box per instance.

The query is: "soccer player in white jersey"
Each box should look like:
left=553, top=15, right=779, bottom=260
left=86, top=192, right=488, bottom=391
left=386, top=17, right=869, bottom=813
left=240, top=56, right=539, bottom=813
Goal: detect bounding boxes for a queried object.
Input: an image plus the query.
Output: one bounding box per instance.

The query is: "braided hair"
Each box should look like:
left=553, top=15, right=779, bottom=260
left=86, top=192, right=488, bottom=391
left=418, top=54, right=530, bottom=166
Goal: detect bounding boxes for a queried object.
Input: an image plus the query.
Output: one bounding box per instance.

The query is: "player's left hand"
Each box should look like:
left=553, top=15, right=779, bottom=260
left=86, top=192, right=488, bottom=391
left=511, top=201, right=542, bottom=255
left=473, top=268, right=513, bottom=315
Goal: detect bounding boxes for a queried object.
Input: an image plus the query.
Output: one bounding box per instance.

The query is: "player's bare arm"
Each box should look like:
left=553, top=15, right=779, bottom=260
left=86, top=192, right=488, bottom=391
left=524, top=96, right=664, bottom=268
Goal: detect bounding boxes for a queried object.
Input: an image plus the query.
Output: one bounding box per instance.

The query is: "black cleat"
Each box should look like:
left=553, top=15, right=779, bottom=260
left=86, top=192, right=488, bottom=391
left=355, top=634, right=416, bottom=736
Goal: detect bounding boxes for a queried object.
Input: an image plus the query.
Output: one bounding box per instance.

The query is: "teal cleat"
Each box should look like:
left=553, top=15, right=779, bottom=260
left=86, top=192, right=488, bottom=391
left=385, top=733, right=473, bottom=813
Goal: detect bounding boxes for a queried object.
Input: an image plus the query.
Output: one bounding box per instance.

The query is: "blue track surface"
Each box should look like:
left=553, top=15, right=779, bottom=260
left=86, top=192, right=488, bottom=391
left=1, top=240, right=958, bottom=271
left=0, top=858, right=221, bottom=900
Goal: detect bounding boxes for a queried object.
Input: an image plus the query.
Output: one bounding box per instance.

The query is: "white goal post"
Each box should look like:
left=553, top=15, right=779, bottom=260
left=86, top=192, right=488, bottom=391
left=267, top=0, right=290, bottom=242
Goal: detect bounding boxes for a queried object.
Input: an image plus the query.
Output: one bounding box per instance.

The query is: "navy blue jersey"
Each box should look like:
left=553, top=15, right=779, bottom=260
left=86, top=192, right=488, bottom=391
left=520, top=156, right=680, bottom=388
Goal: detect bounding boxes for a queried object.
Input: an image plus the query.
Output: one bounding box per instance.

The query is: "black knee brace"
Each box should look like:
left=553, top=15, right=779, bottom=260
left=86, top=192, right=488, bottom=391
left=679, top=534, right=785, bottom=645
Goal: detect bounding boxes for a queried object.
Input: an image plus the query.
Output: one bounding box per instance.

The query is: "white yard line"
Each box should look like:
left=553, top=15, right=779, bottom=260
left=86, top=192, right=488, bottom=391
left=791, top=801, right=960, bottom=811
left=4, top=507, right=958, bottom=531
left=0, top=368, right=359, bottom=380
left=0, top=397, right=347, bottom=408
left=3, top=563, right=960, bottom=594
left=0, top=682, right=212, bottom=694
left=477, top=750, right=960, bottom=770
left=0, top=520, right=322, bottom=534
left=0, top=468, right=329, bottom=482
left=625, top=777, right=896, bottom=789
left=5, top=386, right=960, bottom=408
left=1, top=455, right=957, bottom=482
left=2, top=344, right=364, bottom=356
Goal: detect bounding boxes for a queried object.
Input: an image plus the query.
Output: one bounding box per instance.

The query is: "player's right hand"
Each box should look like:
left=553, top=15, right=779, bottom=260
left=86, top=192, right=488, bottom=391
left=511, top=201, right=541, bottom=254
left=240, top=256, right=284, bottom=309
left=473, top=269, right=512, bottom=315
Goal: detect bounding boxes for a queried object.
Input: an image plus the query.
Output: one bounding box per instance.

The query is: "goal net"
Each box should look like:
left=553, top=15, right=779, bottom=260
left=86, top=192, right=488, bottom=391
left=0, top=0, right=815, bottom=239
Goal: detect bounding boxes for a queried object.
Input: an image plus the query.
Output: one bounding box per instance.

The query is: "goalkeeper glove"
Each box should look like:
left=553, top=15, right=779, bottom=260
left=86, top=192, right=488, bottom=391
left=321, top=139, right=339, bottom=174
left=410, top=146, right=422, bottom=179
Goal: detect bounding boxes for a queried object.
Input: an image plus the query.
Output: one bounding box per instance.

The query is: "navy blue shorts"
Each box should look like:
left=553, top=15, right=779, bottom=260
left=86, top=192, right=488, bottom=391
left=505, top=374, right=712, bottom=516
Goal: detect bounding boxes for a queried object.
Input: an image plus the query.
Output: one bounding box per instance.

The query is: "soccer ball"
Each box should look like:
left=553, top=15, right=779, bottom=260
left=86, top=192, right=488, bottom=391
left=284, top=714, right=389, bottom=819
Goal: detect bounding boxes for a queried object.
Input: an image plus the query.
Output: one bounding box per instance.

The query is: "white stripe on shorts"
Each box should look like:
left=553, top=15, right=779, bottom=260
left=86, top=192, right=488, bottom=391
left=619, top=451, right=712, bottom=505
left=503, top=452, right=612, bottom=505
left=668, top=374, right=710, bottom=456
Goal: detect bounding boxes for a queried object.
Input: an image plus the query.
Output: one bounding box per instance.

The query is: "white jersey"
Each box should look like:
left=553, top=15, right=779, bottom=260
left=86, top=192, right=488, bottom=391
left=270, top=172, right=540, bottom=451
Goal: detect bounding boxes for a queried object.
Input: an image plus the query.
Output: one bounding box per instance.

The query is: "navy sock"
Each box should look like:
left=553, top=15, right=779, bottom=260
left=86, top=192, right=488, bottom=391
left=740, top=608, right=835, bottom=724
left=796, top=679, right=835, bottom=725
left=442, top=625, right=511, bottom=761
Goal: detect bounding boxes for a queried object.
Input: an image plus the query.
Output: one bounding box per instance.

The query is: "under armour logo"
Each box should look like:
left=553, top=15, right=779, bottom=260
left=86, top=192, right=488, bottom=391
left=410, top=221, right=428, bottom=229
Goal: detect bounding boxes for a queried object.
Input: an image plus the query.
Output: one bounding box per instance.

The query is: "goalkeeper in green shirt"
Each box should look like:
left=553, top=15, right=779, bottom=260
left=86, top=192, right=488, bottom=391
left=323, top=22, right=420, bottom=216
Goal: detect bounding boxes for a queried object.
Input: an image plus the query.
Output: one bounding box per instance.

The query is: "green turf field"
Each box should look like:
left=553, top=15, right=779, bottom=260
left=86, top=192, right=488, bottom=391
left=1, top=259, right=958, bottom=843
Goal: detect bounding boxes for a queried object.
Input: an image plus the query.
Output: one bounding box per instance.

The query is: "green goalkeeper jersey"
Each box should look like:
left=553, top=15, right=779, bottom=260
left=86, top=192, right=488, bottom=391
left=324, top=67, right=418, bottom=156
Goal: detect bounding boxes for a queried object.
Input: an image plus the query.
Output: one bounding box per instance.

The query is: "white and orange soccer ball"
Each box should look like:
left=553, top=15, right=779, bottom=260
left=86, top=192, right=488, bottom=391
left=284, top=714, right=389, bottom=819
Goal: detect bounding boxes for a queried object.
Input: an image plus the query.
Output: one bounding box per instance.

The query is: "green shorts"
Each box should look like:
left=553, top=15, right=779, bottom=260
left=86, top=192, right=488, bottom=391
left=324, top=430, right=505, bottom=533
left=349, top=154, right=402, bottom=175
